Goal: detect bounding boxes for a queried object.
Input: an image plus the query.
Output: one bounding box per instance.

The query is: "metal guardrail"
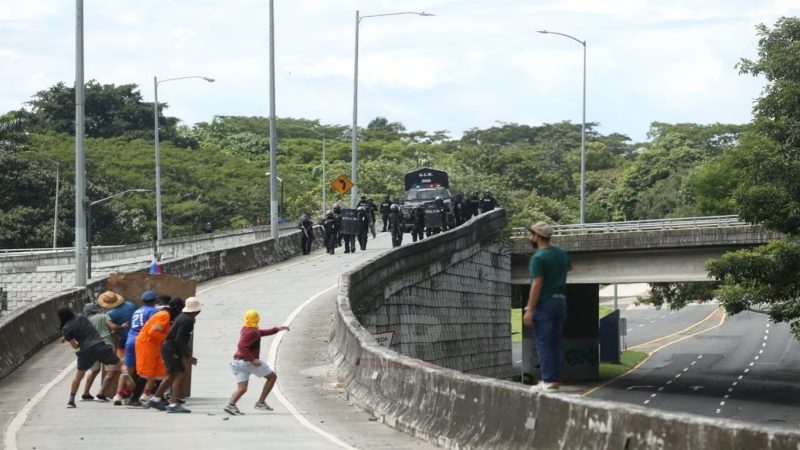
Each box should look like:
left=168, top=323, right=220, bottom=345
left=512, top=215, right=745, bottom=237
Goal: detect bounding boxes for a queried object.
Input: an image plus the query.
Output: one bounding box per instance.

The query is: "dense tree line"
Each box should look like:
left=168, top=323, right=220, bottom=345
left=3, top=17, right=799, bottom=333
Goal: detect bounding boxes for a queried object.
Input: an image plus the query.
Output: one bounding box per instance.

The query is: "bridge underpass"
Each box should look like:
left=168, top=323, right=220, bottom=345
left=509, top=219, right=800, bottom=429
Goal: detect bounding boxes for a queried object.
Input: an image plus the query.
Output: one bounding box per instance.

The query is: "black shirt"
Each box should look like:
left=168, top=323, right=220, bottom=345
left=165, top=313, right=195, bottom=357
left=62, top=315, right=104, bottom=350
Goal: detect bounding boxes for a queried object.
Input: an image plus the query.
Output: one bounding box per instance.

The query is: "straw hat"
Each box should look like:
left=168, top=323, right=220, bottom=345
left=182, top=297, right=202, bottom=313
left=97, top=291, right=124, bottom=310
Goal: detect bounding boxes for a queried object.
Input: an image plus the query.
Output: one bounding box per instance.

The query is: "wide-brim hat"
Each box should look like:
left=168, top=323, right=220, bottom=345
left=182, top=297, right=202, bottom=313
left=97, top=291, right=124, bottom=309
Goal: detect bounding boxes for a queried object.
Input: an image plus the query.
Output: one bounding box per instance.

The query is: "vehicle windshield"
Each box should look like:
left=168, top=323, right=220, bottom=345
left=405, top=189, right=449, bottom=201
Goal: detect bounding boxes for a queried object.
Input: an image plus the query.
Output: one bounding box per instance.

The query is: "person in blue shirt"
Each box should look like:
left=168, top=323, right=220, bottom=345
left=97, top=290, right=137, bottom=403
left=115, top=290, right=159, bottom=406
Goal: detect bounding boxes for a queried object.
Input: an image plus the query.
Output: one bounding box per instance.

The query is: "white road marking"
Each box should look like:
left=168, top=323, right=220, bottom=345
left=759, top=349, right=764, bottom=354
left=744, top=368, right=750, bottom=373
left=627, top=329, right=633, bottom=332
left=749, top=362, right=755, bottom=367
left=732, top=382, right=738, bottom=386
left=658, top=387, right=664, bottom=391
left=650, top=394, right=657, bottom=398
left=675, top=374, right=682, bottom=378
left=690, top=361, right=697, bottom=366
left=716, top=409, right=721, bottom=414
left=754, top=356, right=759, bottom=360
left=738, top=375, right=744, bottom=380
left=266, top=284, right=358, bottom=450
left=720, top=401, right=726, bottom=406
left=763, top=343, right=767, bottom=347
left=728, top=388, right=734, bottom=392
left=724, top=395, right=730, bottom=399
left=697, top=355, right=704, bottom=359
left=666, top=380, right=673, bottom=385
left=643, top=400, right=650, bottom=405
left=683, top=368, right=688, bottom=372
left=638, top=324, right=645, bottom=327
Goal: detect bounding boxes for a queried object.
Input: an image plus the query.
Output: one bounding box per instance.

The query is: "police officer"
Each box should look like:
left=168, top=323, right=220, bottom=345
left=388, top=204, right=403, bottom=248
left=366, top=198, right=377, bottom=239
left=480, top=191, right=497, bottom=213
left=426, top=196, right=448, bottom=236
left=357, top=196, right=368, bottom=208
left=356, top=206, right=370, bottom=250
left=380, top=195, right=391, bottom=232
left=412, top=206, right=425, bottom=242
left=321, top=210, right=337, bottom=254
left=469, top=192, right=481, bottom=218
left=332, top=204, right=343, bottom=248
left=453, top=192, right=465, bottom=226
left=341, top=210, right=357, bottom=254
left=298, top=214, right=314, bottom=255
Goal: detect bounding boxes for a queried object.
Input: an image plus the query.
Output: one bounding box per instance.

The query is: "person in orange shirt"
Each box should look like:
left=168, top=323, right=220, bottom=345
left=132, top=298, right=184, bottom=407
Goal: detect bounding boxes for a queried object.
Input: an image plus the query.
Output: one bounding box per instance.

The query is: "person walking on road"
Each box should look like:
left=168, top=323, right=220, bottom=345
left=224, top=310, right=290, bottom=415
left=59, top=305, right=121, bottom=408
left=380, top=195, right=391, bottom=232
left=523, top=221, right=571, bottom=391
left=147, top=297, right=202, bottom=413
left=388, top=204, right=403, bottom=248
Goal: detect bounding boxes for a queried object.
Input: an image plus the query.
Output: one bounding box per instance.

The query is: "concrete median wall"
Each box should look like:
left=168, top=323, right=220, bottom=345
left=0, top=223, right=297, bottom=312
left=330, top=213, right=800, bottom=449
left=346, top=209, right=512, bottom=379
left=0, top=227, right=323, bottom=382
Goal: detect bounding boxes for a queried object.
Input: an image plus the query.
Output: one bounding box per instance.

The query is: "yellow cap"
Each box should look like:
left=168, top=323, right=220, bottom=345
left=244, top=310, right=260, bottom=328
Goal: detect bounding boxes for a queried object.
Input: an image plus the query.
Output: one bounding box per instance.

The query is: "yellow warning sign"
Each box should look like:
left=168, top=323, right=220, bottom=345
left=331, top=175, right=354, bottom=195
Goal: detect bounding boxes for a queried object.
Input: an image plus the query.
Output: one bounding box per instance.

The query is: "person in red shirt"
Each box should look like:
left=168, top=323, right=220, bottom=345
left=224, top=310, right=289, bottom=415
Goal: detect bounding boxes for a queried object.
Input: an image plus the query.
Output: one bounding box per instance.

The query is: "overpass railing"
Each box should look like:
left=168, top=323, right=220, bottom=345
left=512, top=215, right=745, bottom=237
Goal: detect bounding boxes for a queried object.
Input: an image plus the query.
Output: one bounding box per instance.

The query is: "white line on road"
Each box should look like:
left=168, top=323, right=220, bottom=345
left=650, top=394, right=657, bottom=398
left=724, top=395, right=730, bottom=399
left=749, top=362, right=755, bottom=366
left=683, top=368, right=688, bottom=372
left=697, top=355, right=704, bottom=359
left=690, top=361, right=696, bottom=365
left=643, top=400, right=650, bottom=405
left=266, top=284, right=359, bottom=450
left=732, top=381, right=738, bottom=386
left=716, top=409, right=721, bottom=414
left=720, top=401, right=726, bottom=406
left=738, top=375, right=744, bottom=380
left=675, top=374, right=682, bottom=378
left=658, top=387, right=664, bottom=391
left=268, top=286, right=354, bottom=445
left=754, top=356, right=759, bottom=360
left=744, top=368, right=750, bottom=373
left=4, top=361, right=77, bottom=450
left=666, top=380, right=673, bottom=385
left=728, top=388, right=734, bottom=392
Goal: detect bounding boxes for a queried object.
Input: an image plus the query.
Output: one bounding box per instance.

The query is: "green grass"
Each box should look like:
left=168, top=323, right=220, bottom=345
left=599, top=350, right=648, bottom=380
left=512, top=306, right=614, bottom=343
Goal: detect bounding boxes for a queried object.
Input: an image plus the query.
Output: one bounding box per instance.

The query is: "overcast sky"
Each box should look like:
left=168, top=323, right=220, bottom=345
left=1, top=0, right=797, bottom=141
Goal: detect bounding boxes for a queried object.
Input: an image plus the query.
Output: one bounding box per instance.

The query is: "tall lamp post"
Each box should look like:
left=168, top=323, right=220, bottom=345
left=538, top=30, right=587, bottom=224
left=86, top=189, right=150, bottom=279
left=265, top=173, right=284, bottom=220
left=75, top=0, right=87, bottom=287
left=154, top=75, right=214, bottom=247
left=351, top=10, right=434, bottom=208
left=283, top=125, right=327, bottom=213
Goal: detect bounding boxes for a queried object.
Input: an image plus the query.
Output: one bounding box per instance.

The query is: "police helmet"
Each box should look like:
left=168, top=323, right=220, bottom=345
left=390, top=204, right=399, bottom=211
left=300, top=214, right=309, bottom=221
left=357, top=205, right=365, bottom=211
left=325, top=209, right=333, bottom=218
left=332, top=204, right=341, bottom=213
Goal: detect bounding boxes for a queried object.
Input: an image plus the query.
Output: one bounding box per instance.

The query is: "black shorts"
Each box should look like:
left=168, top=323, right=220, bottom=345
left=161, top=342, right=186, bottom=375
left=76, top=343, right=119, bottom=371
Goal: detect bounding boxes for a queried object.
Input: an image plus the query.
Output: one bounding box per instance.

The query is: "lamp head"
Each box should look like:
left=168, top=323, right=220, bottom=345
left=537, top=30, right=549, bottom=34
left=419, top=12, right=435, bottom=16
left=203, top=77, right=215, bottom=83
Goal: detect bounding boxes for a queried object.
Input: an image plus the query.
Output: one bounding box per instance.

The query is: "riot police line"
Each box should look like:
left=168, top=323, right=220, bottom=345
left=298, top=191, right=498, bottom=254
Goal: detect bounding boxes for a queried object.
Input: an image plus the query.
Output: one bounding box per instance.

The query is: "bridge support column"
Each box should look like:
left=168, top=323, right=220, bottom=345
left=522, top=283, right=599, bottom=382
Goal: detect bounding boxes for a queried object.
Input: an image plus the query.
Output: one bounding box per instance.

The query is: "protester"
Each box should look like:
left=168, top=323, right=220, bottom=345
left=80, top=303, right=121, bottom=401
left=113, top=290, right=158, bottom=405
left=224, top=310, right=290, bottom=415
left=147, top=297, right=202, bottom=413
left=97, top=291, right=136, bottom=404
left=523, top=221, right=571, bottom=391
left=59, top=305, right=121, bottom=408
left=134, top=297, right=184, bottom=406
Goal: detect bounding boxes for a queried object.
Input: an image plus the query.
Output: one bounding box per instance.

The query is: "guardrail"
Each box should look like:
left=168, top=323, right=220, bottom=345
left=512, top=215, right=745, bottom=237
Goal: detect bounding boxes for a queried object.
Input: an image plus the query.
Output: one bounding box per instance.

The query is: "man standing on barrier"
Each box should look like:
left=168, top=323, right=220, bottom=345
left=523, top=221, right=571, bottom=392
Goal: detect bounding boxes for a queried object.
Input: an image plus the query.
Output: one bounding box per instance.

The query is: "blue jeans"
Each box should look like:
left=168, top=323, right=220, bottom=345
left=534, top=294, right=567, bottom=383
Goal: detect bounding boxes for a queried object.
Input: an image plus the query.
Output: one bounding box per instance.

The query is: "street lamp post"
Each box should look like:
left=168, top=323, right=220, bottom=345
left=86, top=189, right=150, bottom=279
left=538, top=30, right=587, bottom=224
left=283, top=125, right=327, bottom=213
left=75, top=0, right=87, bottom=287
left=265, top=172, right=284, bottom=220
left=153, top=75, right=214, bottom=247
left=351, top=10, right=434, bottom=208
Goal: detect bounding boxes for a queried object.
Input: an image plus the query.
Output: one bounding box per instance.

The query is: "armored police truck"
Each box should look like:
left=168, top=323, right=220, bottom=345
left=400, top=168, right=453, bottom=232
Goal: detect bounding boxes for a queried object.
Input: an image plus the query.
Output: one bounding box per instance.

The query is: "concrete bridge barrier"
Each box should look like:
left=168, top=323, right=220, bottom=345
left=330, top=211, right=800, bottom=449
left=0, top=228, right=323, bottom=381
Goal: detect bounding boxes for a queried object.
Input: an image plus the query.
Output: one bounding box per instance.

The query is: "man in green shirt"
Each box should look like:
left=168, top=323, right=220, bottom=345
left=82, top=303, right=121, bottom=400
left=523, top=221, right=571, bottom=391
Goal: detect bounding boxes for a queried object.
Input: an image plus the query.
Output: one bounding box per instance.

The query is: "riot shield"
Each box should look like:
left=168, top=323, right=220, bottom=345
left=425, top=206, right=444, bottom=228
left=340, top=209, right=360, bottom=235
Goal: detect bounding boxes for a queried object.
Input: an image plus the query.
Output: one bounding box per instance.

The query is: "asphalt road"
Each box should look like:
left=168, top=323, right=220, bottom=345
left=590, top=304, right=800, bottom=429
left=9, top=232, right=435, bottom=450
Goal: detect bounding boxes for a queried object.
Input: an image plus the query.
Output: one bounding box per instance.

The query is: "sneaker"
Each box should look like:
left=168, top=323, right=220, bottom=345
left=147, top=398, right=167, bottom=411
left=112, top=394, right=122, bottom=406
left=254, top=402, right=273, bottom=412
left=95, top=394, right=109, bottom=402
left=128, top=400, right=144, bottom=408
left=81, top=394, right=94, bottom=401
left=139, top=394, right=152, bottom=403
left=166, top=404, right=191, bottom=414
left=224, top=404, right=244, bottom=415
left=67, top=401, right=77, bottom=409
